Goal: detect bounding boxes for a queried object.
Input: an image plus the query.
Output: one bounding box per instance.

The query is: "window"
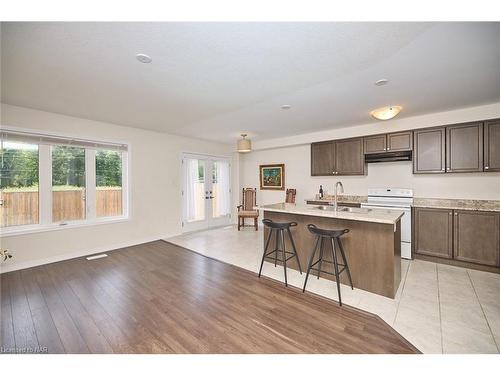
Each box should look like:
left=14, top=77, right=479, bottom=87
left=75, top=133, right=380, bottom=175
left=52, top=145, right=86, bottom=222
left=96, top=150, right=123, bottom=217
left=0, top=141, right=39, bottom=227
left=0, top=129, right=128, bottom=235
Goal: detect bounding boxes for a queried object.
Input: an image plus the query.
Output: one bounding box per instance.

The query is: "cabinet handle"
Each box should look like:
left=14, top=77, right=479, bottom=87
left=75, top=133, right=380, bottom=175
left=387, top=148, right=390, bottom=151
left=485, top=166, right=489, bottom=170
left=449, top=212, right=452, bottom=215
left=441, top=168, right=445, bottom=171
left=454, top=213, right=458, bottom=216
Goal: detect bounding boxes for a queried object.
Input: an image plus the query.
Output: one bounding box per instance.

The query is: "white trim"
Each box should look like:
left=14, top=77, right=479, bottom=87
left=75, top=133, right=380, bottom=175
left=0, top=216, right=130, bottom=238
left=38, top=144, right=52, bottom=225
left=121, top=148, right=130, bottom=219
left=1, top=127, right=128, bottom=151
left=86, top=149, right=97, bottom=220
left=0, top=232, right=181, bottom=274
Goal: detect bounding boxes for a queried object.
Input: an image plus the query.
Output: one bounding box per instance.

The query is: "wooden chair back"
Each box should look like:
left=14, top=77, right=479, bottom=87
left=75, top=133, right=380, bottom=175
left=285, top=188, right=296, bottom=203
left=242, top=188, right=257, bottom=211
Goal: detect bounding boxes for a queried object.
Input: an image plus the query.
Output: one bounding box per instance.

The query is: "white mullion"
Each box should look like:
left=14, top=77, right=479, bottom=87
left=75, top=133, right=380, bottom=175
left=121, top=151, right=129, bottom=218
left=86, top=149, right=96, bottom=220
left=38, top=144, right=52, bottom=225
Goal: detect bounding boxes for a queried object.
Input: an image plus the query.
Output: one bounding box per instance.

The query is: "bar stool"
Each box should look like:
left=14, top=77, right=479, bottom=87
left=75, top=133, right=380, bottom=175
left=302, top=224, right=353, bottom=306
left=258, top=219, right=302, bottom=287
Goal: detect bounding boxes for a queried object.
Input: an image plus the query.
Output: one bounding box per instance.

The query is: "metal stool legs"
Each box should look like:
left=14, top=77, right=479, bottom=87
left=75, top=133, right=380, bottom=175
left=336, top=237, right=353, bottom=290
left=302, top=236, right=320, bottom=292
left=258, top=225, right=302, bottom=287
left=302, top=230, right=353, bottom=306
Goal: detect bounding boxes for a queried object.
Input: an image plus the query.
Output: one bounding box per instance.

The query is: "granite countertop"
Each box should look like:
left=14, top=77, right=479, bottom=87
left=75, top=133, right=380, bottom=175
left=305, top=195, right=367, bottom=204
left=412, top=198, right=500, bottom=212
left=305, top=195, right=500, bottom=212
left=257, top=203, right=404, bottom=225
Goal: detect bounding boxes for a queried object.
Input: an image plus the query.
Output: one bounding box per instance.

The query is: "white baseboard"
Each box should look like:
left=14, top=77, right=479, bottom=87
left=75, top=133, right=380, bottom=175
left=0, top=232, right=181, bottom=274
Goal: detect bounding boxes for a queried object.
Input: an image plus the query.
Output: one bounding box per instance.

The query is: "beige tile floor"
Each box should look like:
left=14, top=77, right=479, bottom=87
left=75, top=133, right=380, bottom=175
left=167, top=225, right=500, bottom=354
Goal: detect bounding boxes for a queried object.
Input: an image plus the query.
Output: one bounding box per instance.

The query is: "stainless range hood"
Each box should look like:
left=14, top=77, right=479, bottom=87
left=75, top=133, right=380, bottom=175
left=365, top=151, right=412, bottom=163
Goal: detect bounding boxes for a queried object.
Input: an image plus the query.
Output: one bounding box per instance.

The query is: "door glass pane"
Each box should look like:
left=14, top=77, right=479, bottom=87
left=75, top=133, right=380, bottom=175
left=212, top=161, right=230, bottom=218
left=184, top=158, right=205, bottom=222
left=96, top=150, right=123, bottom=217
left=0, top=141, right=39, bottom=227
left=52, top=145, right=86, bottom=222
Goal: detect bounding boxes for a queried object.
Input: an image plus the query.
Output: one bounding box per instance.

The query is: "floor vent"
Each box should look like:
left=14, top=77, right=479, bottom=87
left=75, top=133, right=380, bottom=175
left=86, top=254, right=108, bottom=261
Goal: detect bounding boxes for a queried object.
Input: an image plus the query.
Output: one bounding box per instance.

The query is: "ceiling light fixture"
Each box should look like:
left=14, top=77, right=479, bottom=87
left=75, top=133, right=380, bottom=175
left=375, top=79, right=389, bottom=86
left=370, top=105, right=402, bottom=121
left=136, top=53, right=152, bottom=63
left=237, top=134, right=252, bottom=153
left=281, top=104, right=291, bottom=110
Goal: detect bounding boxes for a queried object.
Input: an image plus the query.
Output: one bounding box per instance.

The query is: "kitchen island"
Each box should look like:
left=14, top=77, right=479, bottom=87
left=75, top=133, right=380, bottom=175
left=257, top=203, right=404, bottom=298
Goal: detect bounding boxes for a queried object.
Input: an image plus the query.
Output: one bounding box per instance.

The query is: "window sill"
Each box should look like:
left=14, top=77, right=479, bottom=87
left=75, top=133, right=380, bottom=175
left=0, top=216, right=130, bottom=238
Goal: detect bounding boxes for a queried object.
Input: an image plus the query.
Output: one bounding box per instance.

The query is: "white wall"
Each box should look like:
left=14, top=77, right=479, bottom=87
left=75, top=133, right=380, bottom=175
left=0, top=103, right=235, bottom=272
left=240, top=103, right=500, bottom=205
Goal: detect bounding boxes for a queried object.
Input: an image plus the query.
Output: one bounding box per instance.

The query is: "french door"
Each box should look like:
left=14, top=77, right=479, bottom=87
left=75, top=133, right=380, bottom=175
left=181, top=153, right=232, bottom=232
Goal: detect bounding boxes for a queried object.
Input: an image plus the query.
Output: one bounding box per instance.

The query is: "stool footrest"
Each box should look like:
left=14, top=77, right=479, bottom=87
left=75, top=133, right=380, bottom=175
left=309, top=266, right=347, bottom=278
left=264, top=254, right=298, bottom=263
left=310, top=258, right=346, bottom=269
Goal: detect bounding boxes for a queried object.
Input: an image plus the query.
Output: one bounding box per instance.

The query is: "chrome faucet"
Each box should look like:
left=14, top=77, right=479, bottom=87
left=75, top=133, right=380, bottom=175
left=333, top=181, right=344, bottom=212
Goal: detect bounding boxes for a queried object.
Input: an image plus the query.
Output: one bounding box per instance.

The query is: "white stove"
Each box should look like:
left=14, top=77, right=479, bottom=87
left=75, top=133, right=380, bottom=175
left=361, top=188, right=413, bottom=259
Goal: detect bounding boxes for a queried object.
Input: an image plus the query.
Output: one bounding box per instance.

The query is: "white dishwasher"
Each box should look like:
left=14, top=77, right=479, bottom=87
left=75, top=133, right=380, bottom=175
left=361, top=188, right=413, bottom=260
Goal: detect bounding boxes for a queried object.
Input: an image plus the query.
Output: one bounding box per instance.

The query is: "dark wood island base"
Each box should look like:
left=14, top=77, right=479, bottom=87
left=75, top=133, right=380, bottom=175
left=263, top=211, right=401, bottom=298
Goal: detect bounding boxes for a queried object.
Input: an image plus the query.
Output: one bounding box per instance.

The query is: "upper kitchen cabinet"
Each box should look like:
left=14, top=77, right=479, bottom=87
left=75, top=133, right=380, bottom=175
left=387, top=131, right=413, bottom=152
left=311, top=141, right=335, bottom=176
left=484, top=119, right=500, bottom=172
left=413, top=127, right=446, bottom=174
left=446, top=122, right=483, bottom=173
left=363, top=134, right=387, bottom=154
left=453, top=210, right=500, bottom=266
left=335, top=137, right=365, bottom=175
left=311, top=138, right=365, bottom=176
left=364, top=131, right=413, bottom=154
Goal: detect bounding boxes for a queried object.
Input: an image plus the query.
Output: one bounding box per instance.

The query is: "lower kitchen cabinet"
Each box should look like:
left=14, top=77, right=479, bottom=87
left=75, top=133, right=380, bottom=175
left=453, top=210, right=500, bottom=266
left=413, top=207, right=453, bottom=258
left=413, top=207, right=500, bottom=267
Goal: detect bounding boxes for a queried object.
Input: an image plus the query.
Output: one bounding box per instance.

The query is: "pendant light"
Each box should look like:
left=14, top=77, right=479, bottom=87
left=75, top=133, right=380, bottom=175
left=237, top=134, right=252, bottom=153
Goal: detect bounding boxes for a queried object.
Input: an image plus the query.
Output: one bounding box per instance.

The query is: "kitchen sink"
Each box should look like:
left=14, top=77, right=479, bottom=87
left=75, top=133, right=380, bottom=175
left=338, top=207, right=372, bottom=213
left=312, top=205, right=372, bottom=213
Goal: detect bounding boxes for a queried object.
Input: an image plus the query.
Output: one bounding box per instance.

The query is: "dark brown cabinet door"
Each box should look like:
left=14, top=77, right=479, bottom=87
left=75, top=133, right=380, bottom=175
left=311, top=141, right=335, bottom=176
left=484, top=119, right=500, bottom=172
left=413, top=127, right=446, bottom=174
left=413, top=207, right=453, bottom=258
left=335, top=137, right=365, bottom=175
left=453, top=210, right=500, bottom=266
left=446, top=122, right=483, bottom=173
left=387, top=131, right=413, bottom=152
left=363, top=134, right=387, bottom=154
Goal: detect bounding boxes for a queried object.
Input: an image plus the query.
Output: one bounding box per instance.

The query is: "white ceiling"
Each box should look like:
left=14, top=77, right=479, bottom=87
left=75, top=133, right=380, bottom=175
left=2, top=22, right=500, bottom=143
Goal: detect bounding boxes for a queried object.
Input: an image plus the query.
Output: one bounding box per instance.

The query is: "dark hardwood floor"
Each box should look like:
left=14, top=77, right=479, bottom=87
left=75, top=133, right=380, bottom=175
left=0, top=241, right=418, bottom=354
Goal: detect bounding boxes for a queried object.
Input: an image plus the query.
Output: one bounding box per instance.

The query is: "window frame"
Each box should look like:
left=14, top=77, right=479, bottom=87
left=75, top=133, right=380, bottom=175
left=0, top=126, right=130, bottom=237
